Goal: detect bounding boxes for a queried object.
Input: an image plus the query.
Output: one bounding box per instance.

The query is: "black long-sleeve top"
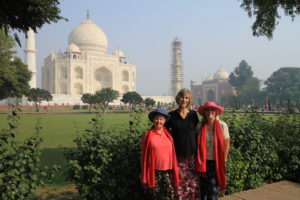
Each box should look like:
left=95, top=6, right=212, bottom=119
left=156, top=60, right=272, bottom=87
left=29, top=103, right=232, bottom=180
left=165, top=109, right=199, bottom=158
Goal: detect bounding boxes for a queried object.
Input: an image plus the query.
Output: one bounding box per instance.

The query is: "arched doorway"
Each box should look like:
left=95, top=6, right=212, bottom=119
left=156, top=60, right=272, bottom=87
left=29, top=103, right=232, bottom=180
left=207, top=89, right=216, bottom=102
left=94, top=67, right=112, bottom=91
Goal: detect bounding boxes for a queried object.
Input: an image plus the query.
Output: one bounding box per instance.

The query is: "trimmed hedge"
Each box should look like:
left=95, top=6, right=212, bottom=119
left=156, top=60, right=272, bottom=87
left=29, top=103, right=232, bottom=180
left=65, top=112, right=300, bottom=199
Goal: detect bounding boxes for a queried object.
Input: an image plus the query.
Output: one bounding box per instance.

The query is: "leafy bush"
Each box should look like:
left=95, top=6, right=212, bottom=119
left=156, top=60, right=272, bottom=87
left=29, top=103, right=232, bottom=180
left=64, top=110, right=149, bottom=200
left=65, top=111, right=300, bottom=198
left=82, top=105, right=88, bottom=110
left=226, top=147, right=249, bottom=194
left=73, top=105, right=80, bottom=110
left=271, top=114, right=300, bottom=182
left=0, top=110, right=43, bottom=200
left=222, top=112, right=281, bottom=192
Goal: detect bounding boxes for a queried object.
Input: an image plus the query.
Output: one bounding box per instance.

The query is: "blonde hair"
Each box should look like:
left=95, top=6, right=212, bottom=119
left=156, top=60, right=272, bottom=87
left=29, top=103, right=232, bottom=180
left=175, top=88, right=192, bottom=108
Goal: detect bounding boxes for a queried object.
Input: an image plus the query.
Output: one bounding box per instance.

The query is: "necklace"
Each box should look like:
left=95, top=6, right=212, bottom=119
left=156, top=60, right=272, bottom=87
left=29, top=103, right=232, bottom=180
left=178, top=108, right=189, bottom=119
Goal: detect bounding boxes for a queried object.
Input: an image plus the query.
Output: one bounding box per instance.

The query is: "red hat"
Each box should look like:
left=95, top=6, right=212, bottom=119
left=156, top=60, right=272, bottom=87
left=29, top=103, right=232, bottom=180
left=198, top=101, right=223, bottom=116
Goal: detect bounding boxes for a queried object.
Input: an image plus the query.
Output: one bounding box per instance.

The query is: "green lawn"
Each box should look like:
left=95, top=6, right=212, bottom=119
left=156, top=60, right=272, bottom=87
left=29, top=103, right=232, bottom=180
left=0, top=112, right=149, bottom=185
left=0, top=112, right=147, bottom=148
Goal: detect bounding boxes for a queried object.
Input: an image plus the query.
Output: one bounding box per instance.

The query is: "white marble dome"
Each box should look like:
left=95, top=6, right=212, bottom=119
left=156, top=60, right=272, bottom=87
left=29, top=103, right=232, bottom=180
left=205, top=74, right=213, bottom=81
left=66, top=43, right=80, bottom=53
left=112, top=48, right=125, bottom=58
left=213, top=68, right=229, bottom=80
left=68, top=19, right=108, bottom=52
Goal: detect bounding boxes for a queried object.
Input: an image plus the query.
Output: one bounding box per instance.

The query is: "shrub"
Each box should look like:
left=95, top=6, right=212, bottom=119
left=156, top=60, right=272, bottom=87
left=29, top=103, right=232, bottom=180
left=82, top=105, right=88, bottom=110
left=271, top=114, right=300, bottom=182
left=64, top=110, right=149, bottom=200
left=65, top=111, right=300, bottom=198
left=73, top=105, right=80, bottom=110
left=222, top=112, right=281, bottom=192
left=0, top=110, right=43, bottom=200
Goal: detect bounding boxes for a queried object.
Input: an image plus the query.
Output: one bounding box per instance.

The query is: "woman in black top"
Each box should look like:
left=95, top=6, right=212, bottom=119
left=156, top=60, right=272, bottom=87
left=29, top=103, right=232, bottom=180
left=165, top=88, right=200, bottom=200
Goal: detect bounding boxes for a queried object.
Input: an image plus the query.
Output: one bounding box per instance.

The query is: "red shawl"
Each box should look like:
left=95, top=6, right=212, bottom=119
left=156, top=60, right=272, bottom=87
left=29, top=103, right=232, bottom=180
left=140, top=127, right=179, bottom=188
left=196, top=120, right=226, bottom=189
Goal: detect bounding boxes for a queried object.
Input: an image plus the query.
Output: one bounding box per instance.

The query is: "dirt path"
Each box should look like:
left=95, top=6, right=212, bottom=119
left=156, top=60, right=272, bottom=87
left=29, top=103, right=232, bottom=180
left=36, top=184, right=79, bottom=200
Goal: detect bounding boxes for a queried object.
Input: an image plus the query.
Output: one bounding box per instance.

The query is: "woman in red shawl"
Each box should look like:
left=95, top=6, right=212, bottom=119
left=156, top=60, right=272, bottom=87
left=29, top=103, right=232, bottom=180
left=141, top=108, right=179, bottom=200
left=196, top=102, right=230, bottom=200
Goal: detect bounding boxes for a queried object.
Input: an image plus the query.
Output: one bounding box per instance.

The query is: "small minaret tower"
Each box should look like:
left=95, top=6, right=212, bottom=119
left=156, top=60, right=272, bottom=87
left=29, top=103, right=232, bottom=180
left=170, top=37, right=183, bottom=97
left=24, top=28, right=37, bottom=88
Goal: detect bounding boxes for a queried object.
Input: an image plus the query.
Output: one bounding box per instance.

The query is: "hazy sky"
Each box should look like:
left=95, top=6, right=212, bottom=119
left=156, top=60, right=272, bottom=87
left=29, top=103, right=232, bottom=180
left=15, top=0, right=300, bottom=95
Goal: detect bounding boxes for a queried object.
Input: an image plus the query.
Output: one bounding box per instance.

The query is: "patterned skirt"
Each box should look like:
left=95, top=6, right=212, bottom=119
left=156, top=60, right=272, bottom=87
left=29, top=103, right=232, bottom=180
left=177, top=156, right=200, bottom=200
left=145, top=170, right=177, bottom=200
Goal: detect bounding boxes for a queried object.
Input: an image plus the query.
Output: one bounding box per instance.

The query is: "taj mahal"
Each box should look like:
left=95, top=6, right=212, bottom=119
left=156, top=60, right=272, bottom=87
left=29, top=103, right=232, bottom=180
left=20, top=16, right=174, bottom=105
left=41, top=18, right=136, bottom=95
left=2, top=15, right=235, bottom=106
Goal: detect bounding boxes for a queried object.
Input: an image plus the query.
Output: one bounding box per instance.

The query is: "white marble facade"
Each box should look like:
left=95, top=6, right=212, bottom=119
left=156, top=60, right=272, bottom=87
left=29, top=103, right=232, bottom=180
left=41, top=18, right=136, bottom=95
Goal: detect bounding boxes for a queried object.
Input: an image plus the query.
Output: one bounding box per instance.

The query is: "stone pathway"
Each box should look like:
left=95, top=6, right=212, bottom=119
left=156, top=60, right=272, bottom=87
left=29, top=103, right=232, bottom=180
left=220, top=181, right=300, bottom=200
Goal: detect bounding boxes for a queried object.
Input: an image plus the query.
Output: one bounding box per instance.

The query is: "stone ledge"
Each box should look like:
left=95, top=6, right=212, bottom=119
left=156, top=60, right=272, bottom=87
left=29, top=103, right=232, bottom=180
left=220, top=181, right=300, bottom=200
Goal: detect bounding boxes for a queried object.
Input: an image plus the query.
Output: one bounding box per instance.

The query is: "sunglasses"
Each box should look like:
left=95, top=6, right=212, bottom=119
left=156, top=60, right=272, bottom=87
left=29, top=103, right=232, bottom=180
left=204, top=108, right=217, bottom=112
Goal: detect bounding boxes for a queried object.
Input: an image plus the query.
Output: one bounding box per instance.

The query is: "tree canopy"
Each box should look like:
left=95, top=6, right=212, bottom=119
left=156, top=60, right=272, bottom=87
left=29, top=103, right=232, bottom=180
left=239, top=77, right=262, bottom=105
left=0, top=29, right=31, bottom=100
left=228, top=60, right=263, bottom=106
left=121, top=91, right=143, bottom=109
left=0, top=0, right=66, bottom=45
left=264, top=67, right=300, bottom=102
left=229, top=60, right=254, bottom=92
left=240, top=0, right=300, bottom=39
left=26, top=88, right=53, bottom=112
left=144, top=98, right=156, bottom=110
left=81, top=93, right=97, bottom=110
left=94, top=88, right=119, bottom=112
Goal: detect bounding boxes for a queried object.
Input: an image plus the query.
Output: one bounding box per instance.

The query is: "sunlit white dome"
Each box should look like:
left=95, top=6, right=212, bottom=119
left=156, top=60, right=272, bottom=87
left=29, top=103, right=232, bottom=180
left=68, top=19, right=108, bottom=52
left=66, top=43, right=80, bottom=53
left=112, top=48, right=125, bottom=58
left=205, top=74, right=213, bottom=81
left=213, top=68, right=229, bottom=80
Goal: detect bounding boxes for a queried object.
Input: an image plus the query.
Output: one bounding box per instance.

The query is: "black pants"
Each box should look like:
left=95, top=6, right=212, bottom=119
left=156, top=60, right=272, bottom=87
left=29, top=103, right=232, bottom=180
left=200, top=160, right=219, bottom=200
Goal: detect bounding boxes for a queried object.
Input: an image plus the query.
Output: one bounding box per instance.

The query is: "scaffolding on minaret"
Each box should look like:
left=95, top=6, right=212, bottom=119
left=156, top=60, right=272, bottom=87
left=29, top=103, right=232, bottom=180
left=170, top=37, right=183, bottom=97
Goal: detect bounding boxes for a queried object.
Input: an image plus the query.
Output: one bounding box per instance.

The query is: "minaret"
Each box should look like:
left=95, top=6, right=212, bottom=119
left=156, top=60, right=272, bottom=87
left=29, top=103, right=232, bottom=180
left=24, top=28, right=37, bottom=88
left=170, top=37, right=183, bottom=97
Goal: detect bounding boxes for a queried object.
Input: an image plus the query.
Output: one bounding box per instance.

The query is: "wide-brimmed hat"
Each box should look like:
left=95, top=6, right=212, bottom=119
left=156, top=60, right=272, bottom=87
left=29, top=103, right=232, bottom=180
left=198, top=101, right=223, bottom=116
left=148, top=108, right=170, bottom=121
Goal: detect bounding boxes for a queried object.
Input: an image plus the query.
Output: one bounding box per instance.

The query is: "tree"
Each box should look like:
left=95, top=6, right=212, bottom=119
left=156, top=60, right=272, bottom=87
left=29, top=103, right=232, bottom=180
left=121, top=91, right=143, bottom=110
left=229, top=60, right=254, bottom=93
left=94, top=88, right=119, bottom=113
left=240, top=0, right=300, bottom=39
left=0, top=29, right=31, bottom=100
left=144, top=98, right=156, bottom=110
left=0, top=0, right=66, bottom=45
left=26, top=88, right=53, bottom=112
left=81, top=93, right=97, bottom=111
left=264, top=67, right=300, bottom=103
left=239, top=77, right=262, bottom=105
left=229, top=60, right=264, bottom=106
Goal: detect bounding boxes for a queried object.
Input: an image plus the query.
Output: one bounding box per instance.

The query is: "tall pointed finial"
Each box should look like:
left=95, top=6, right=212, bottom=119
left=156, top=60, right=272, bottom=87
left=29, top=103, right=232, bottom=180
left=87, top=9, right=90, bottom=19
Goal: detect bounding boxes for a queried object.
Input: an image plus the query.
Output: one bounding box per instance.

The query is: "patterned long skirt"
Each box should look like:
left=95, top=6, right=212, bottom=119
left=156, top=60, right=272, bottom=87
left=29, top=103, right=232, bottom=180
left=177, top=156, right=200, bottom=200
left=199, top=160, right=219, bottom=200
left=145, top=170, right=177, bottom=200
